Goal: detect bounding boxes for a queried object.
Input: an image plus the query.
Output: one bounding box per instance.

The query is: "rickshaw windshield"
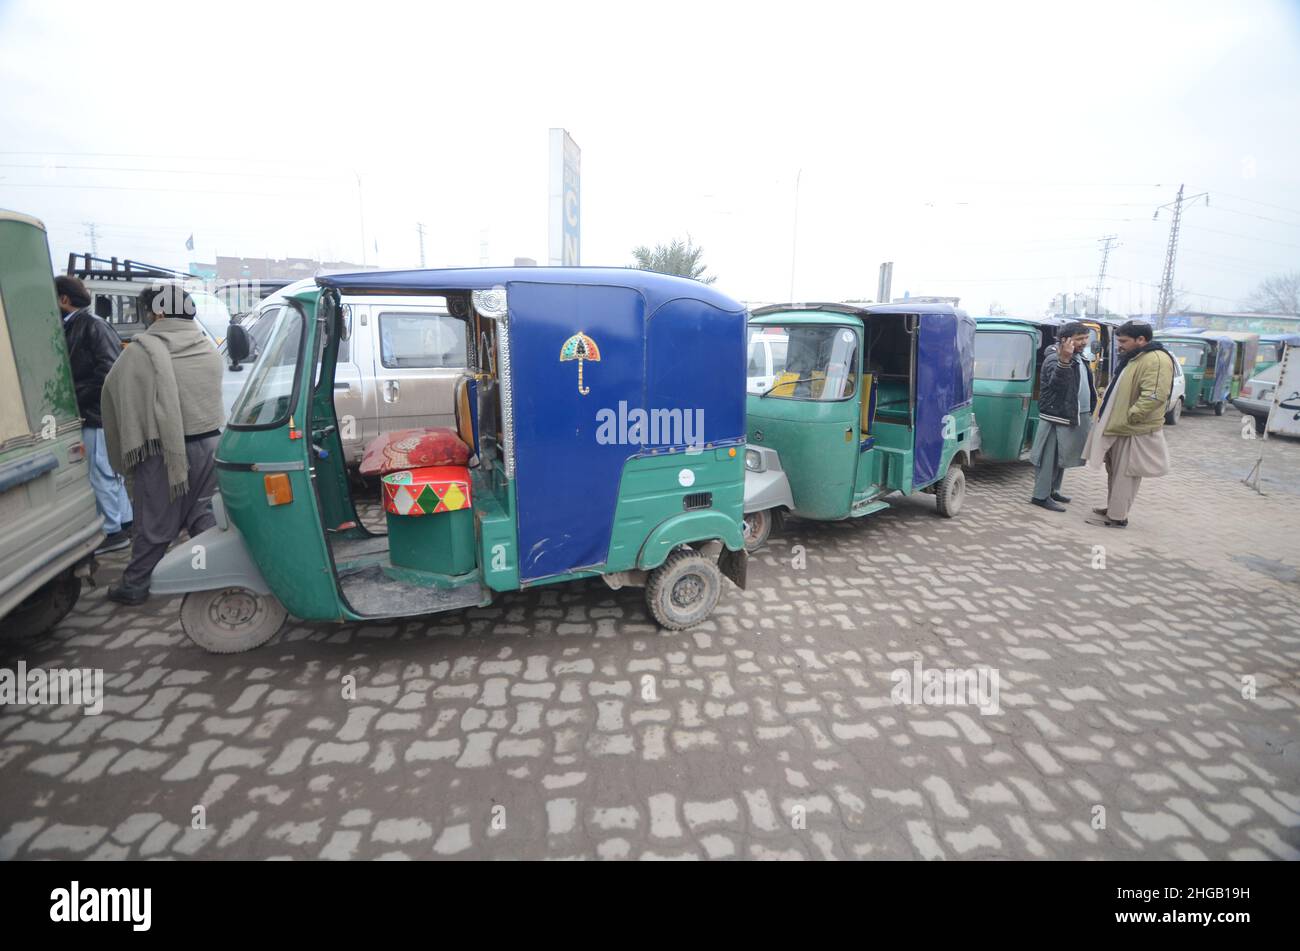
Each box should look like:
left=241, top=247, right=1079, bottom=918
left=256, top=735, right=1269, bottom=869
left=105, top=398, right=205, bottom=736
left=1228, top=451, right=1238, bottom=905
left=228, top=304, right=305, bottom=427
left=973, top=332, right=1034, bottom=381
left=1165, top=341, right=1206, bottom=369
left=749, top=324, right=857, bottom=400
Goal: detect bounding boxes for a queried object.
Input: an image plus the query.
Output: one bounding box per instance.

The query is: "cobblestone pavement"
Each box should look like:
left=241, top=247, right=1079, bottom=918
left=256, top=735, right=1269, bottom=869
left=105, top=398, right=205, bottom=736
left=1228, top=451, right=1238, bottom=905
left=1, top=411, right=1297, bottom=860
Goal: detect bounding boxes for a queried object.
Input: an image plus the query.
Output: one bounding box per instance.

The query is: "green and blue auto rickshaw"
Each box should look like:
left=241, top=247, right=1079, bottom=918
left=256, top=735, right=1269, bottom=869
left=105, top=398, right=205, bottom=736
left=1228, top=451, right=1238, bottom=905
left=152, top=267, right=751, bottom=652
left=741, top=302, right=977, bottom=549
left=969, top=316, right=1062, bottom=463
left=1257, top=334, right=1300, bottom=374
left=1157, top=330, right=1236, bottom=415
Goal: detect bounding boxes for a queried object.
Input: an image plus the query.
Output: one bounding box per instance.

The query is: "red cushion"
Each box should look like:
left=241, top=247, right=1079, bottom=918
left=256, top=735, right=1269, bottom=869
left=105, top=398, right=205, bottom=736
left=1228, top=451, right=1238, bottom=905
left=360, top=428, right=470, bottom=477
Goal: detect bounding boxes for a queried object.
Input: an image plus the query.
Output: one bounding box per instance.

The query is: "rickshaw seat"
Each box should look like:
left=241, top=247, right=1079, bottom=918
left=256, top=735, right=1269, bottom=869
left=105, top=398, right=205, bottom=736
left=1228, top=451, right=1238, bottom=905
left=859, top=373, right=877, bottom=450
left=359, top=428, right=471, bottom=477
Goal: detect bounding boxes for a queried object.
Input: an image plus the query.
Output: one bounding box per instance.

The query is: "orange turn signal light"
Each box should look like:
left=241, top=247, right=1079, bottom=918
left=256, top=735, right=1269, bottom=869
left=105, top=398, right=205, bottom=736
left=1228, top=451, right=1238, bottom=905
left=264, top=473, right=293, bottom=506
left=728, top=447, right=736, bottom=457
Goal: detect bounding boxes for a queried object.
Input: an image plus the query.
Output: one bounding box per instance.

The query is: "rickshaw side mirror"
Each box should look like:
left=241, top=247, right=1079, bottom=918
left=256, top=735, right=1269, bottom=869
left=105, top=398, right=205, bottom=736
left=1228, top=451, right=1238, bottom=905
left=226, top=323, right=252, bottom=369
left=340, top=303, right=352, bottom=342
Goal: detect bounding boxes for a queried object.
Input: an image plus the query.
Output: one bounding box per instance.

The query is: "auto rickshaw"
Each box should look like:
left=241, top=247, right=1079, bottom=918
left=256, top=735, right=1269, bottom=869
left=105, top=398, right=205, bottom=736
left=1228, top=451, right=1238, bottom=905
left=970, top=316, right=1061, bottom=463
left=1157, top=331, right=1234, bottom=415
left=1078, top=316, right=1120, bottom=390
left=151, top=267, right=750, bottom=652
left=1217, top=331, right=1260, bottom=397
left=1257, top=333, right=1300, bottom=374
left=741, top=302, right=976, bottom=549
left=0, top=210, right=104, bottom=636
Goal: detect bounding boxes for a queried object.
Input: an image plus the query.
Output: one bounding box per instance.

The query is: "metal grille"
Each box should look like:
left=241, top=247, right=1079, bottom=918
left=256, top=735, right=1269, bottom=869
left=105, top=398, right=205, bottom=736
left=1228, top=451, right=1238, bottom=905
left=682, top=492, right=713, bottom=511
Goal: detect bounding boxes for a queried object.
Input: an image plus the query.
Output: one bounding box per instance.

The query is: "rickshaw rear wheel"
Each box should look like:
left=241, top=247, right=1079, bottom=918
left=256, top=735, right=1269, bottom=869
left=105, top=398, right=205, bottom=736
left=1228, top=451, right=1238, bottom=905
left=645, top=549, right=722, bottom=630
left=180, top=587, right=287, bottom=654
left=742, top=509, right=775, bottom=552
left=1165, top=398, right=1182, bottom=425
left=1214, top=401, right=1225, bottom=416
left=935, top=466, right=966, bottom=518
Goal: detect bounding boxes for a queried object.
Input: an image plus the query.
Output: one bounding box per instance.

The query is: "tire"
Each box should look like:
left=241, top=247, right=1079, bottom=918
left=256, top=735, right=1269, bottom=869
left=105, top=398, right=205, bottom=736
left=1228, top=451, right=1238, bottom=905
left=1214, top=401, right=1225, bottom=416
left=1255, top=416, right=1267, bottom=436
left=4, top=570, right=80, bottom=639
left=742, top=509, right=774, bottom=552
left=180, top=587, right=287, bottom=654
left=645, top=548, right=723, bottom=630
left=1165, top=398, right=1182, bottom=426
left=935, top=465, right=966, bottom=518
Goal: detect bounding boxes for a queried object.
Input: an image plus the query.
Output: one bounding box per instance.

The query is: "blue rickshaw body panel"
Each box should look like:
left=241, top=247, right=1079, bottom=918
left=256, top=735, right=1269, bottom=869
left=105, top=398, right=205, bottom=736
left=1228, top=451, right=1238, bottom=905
left=914, top=312, right=976, bottom=487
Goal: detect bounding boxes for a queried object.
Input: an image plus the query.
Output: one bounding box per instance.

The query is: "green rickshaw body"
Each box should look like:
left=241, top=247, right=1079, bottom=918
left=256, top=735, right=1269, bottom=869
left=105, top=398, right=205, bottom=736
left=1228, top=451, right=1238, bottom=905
left=1256, top=334, right=1300, bottom=375
left=971, top=317, right=1061, bottom=463
left=154, top=267, right=750, bottom=643
left=1217, top=331, right=1260, bottom=399
left=743, top=302, right=976, bottom=530
left=1159, top=332, right=1233, bottom=410
left=0, top=210, right=104, bottom=633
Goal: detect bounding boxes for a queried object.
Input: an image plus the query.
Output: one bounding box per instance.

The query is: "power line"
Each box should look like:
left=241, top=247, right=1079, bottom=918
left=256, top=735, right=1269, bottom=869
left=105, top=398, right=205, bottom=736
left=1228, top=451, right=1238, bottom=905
left=0, top=162, right=340, bottom=183
left=1092, top=235, right=1119, bottom=313
left=1182, top=223, right=1300, bottom=251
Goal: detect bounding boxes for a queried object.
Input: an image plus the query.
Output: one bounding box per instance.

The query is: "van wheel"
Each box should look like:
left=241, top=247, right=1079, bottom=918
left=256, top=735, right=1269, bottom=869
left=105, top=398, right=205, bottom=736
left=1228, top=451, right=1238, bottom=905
left=5, top=570, right=80, bottom=639
left=645, top=549, right=722, bottom=630
left=1165, top=398, right=1182, bottom=425
left=935, top=466, right=966, bottom=518
left=742, top=509, right=775, bottom=552
left=1214, top=401, right=1226, bottom=416
left=1255, top=416, right=1267, bottom=435
left=180, top=588, right=287, bottom=653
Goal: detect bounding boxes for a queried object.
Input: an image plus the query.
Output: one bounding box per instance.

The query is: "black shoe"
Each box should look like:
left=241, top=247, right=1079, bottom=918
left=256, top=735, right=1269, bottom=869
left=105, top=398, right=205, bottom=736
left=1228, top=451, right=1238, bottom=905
left=107, top=582, right=150, bottom=605
left=94, top=530, right=131, bottom=554
left=1030, top=497, right=1067, bottom=512
left=120, top=520, right=133, bottom=534
left=1050, top=492, right=1071, bottom=503
left=1084, top=513, right=1128, bottom=528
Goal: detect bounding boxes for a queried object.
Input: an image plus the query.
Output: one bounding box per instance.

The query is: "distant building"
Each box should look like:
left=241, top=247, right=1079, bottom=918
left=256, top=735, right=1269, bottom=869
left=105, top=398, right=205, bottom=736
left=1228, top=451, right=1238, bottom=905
left=1136, top=311, right=1300, bottom=333
left=201, top=255, right=373, bottom=281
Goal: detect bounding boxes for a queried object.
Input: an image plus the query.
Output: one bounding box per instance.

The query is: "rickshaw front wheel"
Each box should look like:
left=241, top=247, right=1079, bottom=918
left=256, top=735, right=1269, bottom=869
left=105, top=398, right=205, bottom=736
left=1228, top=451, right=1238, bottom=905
left=742, top=509, right=775, bottom=552
left=645, top=549, right=722, bottom=630
left=1214, top=401, right=1225, bottom=416
left=180, top=587, right=288, bottom=654
left=935, top=466, right=966, bottom=518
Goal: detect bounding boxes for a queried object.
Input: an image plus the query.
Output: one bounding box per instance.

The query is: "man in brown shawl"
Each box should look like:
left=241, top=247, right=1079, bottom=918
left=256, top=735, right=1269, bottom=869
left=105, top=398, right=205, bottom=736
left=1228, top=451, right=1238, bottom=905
left=101, top=283, right=225, bottom=603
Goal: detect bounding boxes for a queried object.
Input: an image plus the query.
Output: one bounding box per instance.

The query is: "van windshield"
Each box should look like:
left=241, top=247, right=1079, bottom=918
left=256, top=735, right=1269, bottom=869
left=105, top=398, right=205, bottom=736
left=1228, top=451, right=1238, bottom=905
left=228, top=305, right=303, bottom=426
left=748, top=324, right=857, bottom=400
left=1165, top=341, right=1207, bottom=369
left=190, top=290, right=232, bottom=345
left=973, top=332, right=1034, bottom=381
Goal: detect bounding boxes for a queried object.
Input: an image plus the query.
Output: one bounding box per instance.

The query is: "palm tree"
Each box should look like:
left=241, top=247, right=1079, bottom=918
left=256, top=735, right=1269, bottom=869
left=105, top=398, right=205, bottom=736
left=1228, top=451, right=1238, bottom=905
left=631, top=237, right=716, bottom=284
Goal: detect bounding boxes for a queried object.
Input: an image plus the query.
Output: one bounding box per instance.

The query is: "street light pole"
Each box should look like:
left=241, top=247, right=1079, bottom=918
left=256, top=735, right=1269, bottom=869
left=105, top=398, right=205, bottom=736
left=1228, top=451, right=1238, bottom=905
left=355, top=170, right=367, bottom=267
left=789, top=169, right=802, bottom=302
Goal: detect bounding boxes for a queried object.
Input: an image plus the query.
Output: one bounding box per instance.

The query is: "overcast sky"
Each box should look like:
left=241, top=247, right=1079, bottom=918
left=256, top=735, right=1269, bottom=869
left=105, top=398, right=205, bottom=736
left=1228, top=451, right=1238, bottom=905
left=2, top=0, right=1298, bottom=315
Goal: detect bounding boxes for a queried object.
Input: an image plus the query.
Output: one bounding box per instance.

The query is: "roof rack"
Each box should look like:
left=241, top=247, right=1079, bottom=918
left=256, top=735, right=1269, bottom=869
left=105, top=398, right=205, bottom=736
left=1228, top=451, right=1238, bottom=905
left=66, top=252, right=196, bottom=283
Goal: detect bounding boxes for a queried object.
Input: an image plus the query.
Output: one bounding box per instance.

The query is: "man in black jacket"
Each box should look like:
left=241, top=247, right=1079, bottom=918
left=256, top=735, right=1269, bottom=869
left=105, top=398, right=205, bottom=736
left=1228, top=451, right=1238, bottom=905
left=55, top=276, right=133, bottom=552
left=1029, top=321, right=1097, bottom=511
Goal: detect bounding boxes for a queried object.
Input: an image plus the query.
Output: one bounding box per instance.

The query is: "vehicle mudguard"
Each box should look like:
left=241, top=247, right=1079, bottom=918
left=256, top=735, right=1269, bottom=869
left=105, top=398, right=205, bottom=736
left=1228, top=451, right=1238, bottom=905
left=638, top=512, right=746, bottom=571
left=149, top=525, right=272, bottom=596
left=744, top=466, right=794, bottom=515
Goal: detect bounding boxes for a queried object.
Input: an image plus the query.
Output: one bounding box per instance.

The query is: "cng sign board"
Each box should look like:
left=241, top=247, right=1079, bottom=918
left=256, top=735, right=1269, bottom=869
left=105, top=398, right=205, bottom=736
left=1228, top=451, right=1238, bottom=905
left=549, top=129, right=580, bottom=266
left=1267, top=344, right=1300, bottom=437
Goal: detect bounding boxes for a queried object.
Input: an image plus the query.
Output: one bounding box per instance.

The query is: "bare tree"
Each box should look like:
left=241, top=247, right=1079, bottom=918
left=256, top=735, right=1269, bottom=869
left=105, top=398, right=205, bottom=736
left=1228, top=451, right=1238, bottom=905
left=1244, top=271, right=1300, bottom=315
left=631, top=237, right=716, bottom=284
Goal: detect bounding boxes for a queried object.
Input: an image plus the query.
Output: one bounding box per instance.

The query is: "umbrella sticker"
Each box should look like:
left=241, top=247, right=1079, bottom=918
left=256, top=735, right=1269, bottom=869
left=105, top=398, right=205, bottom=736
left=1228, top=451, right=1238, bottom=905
left=560, top=331, right=601, bottom=395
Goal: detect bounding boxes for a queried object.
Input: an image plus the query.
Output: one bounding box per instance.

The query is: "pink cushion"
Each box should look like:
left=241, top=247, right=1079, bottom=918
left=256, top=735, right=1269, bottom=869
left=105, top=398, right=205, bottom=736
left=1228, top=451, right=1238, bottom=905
left=360, top=428, right=470, bottom=477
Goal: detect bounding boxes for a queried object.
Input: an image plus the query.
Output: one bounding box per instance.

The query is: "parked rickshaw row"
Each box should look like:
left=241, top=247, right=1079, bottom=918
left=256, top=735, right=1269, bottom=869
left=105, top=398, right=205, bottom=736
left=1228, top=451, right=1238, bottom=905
left=0, top=210, right=1284, bottom=653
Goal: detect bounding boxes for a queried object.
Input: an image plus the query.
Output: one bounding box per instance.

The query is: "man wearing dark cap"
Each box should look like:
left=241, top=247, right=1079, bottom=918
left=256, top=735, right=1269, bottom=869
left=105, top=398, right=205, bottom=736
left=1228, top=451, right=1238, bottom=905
left=1082, top=320, right=1176, bottom=527
left=101, top=283, right=225, bottom=604
left=55, top=275, right=133, bottom=553
left=1029, top=321, right=1097, bottom=511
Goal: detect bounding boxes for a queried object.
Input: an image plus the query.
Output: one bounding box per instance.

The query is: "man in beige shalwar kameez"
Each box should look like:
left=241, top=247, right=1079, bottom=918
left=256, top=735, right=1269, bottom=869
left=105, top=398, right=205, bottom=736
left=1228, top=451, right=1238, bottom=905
left=1082, top=321, right=1177, bottom=528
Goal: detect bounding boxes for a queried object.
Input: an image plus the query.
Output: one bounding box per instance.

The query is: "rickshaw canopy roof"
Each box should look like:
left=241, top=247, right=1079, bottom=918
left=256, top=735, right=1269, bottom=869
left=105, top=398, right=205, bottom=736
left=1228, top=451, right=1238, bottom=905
left=317, top=266, right=744, bottom=315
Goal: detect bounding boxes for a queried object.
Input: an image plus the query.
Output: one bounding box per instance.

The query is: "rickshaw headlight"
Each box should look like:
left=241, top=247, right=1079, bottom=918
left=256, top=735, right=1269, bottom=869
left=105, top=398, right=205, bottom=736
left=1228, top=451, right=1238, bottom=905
left=744, top=449, right=763, bottom=472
